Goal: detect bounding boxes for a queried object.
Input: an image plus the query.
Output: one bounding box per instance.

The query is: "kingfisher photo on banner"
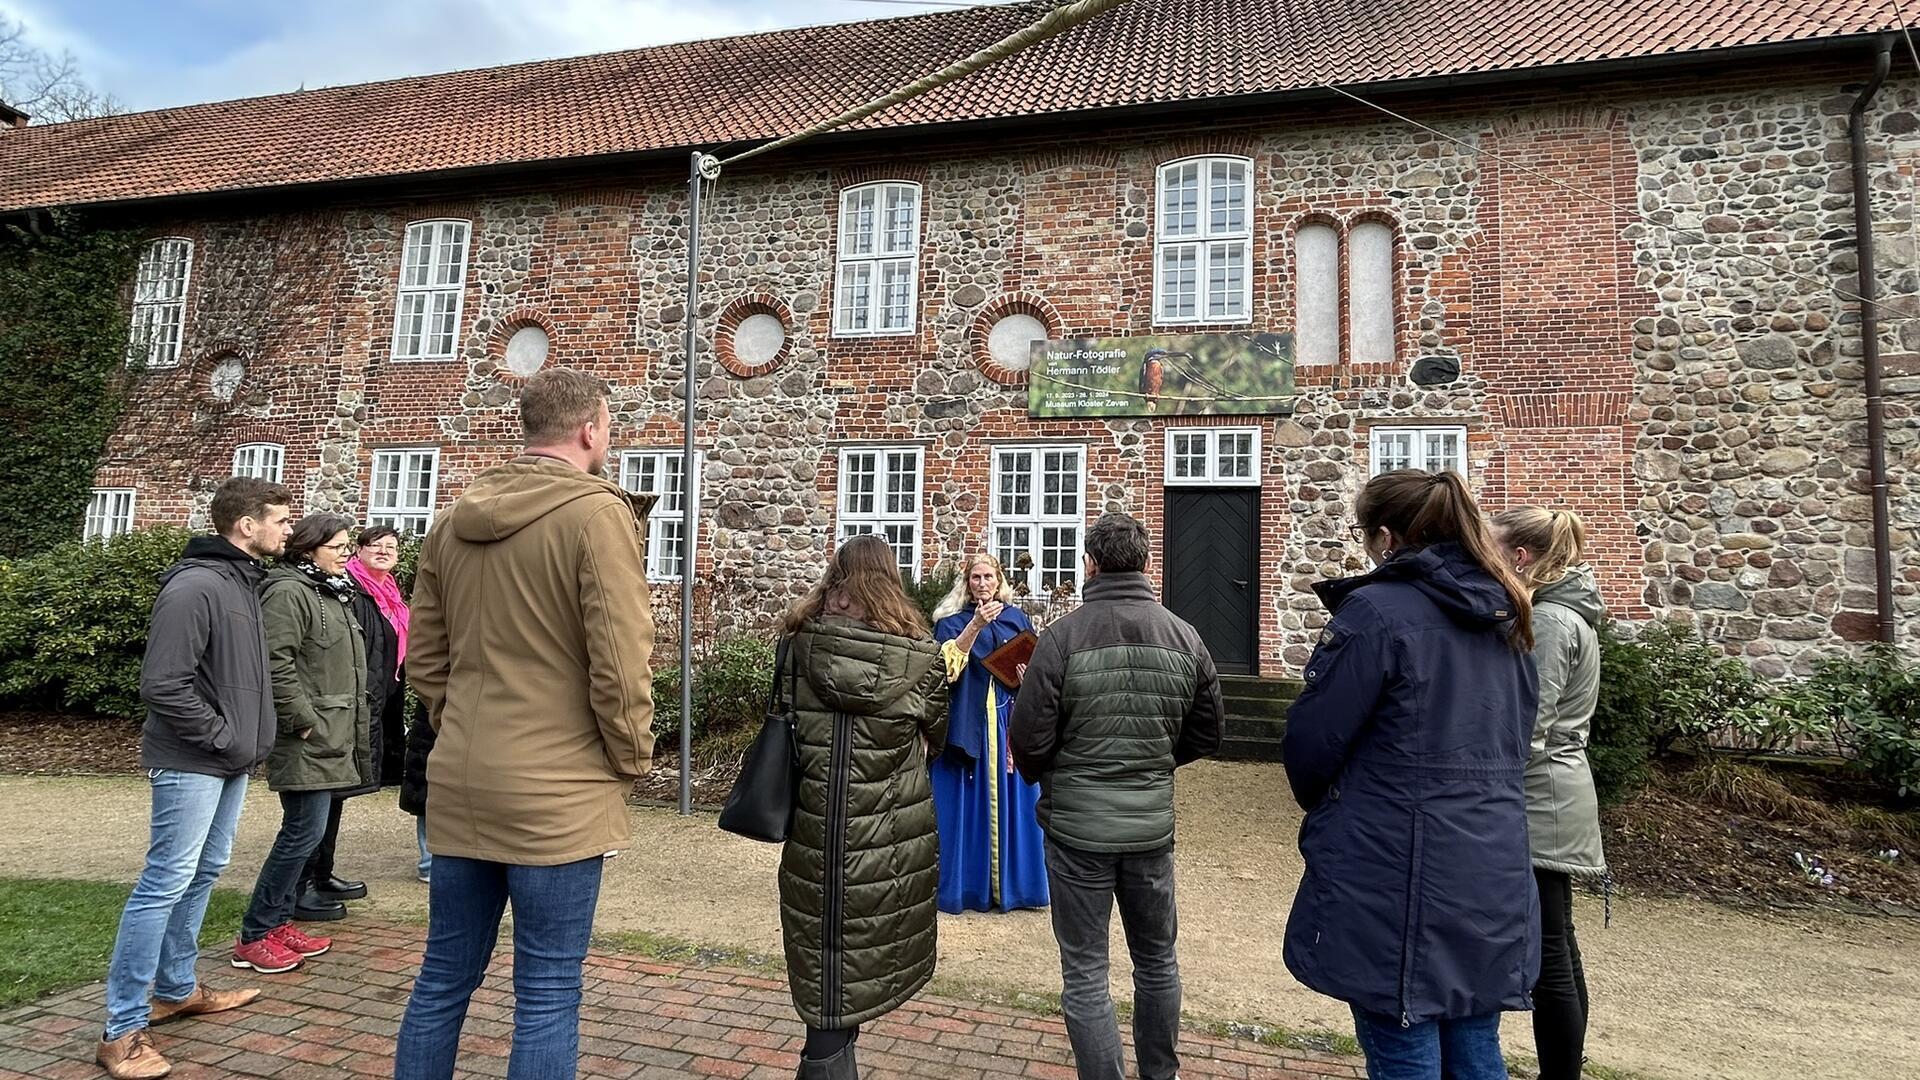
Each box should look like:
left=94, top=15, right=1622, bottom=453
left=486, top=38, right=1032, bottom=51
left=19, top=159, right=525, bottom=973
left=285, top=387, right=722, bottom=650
left=930, top=554, right=1049, bottom=914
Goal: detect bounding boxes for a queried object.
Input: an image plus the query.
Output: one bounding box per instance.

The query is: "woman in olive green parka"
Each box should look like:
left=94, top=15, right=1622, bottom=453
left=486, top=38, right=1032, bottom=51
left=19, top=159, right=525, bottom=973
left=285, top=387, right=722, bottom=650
left=777, top=535, right=948, bottom=1079
left=233, top=513, right=371, bottom=973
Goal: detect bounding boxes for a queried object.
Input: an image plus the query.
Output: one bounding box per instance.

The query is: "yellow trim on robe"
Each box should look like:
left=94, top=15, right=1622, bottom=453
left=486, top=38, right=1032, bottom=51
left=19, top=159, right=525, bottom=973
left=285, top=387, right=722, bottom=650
left=939, top=638, right=1005, bottom=907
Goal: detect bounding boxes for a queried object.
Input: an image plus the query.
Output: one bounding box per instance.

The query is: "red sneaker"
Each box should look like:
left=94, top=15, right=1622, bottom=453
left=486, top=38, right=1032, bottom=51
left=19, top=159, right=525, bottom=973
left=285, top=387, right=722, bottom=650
left=230, top=934, right=303, bottom=974
left=268, top=922, right=332, bottom=958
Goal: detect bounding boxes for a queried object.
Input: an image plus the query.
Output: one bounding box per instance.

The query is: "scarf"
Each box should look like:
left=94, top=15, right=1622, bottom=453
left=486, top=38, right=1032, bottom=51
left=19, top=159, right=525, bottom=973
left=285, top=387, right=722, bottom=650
left=347, top=555, right=410, bottom=668
left=297, top=559, right=359, bottom=603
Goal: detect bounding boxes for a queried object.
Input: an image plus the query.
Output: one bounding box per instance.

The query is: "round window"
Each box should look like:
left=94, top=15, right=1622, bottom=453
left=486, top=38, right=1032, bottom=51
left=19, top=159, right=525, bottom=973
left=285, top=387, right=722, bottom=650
left=987, top=313, right=1048, bottom=372
left=734, top=313, right=787, bottom=368
left=504, top=325, right=550, bottom=376
left=210, top=357, right=246, bottom=402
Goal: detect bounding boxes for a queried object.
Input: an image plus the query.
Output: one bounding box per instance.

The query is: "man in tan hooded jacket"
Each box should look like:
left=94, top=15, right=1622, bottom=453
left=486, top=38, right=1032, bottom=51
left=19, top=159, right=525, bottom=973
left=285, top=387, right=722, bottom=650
left=396, top=367, right=655, bottom=1080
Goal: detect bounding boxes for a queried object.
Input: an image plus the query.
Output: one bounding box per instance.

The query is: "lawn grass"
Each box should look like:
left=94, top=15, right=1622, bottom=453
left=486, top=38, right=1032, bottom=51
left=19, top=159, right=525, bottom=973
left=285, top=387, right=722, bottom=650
left=0, top=877, right=248, bottom=1009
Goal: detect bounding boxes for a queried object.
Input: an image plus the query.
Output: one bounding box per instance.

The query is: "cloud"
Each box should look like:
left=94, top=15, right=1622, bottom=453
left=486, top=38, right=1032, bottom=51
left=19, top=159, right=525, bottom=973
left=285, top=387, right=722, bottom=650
left=12, top=0, right=807, bottom=113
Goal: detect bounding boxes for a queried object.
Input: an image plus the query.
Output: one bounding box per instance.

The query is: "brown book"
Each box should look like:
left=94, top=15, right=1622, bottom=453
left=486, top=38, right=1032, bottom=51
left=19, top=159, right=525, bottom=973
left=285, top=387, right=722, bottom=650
left=980, top=629, right=1039, bottom=689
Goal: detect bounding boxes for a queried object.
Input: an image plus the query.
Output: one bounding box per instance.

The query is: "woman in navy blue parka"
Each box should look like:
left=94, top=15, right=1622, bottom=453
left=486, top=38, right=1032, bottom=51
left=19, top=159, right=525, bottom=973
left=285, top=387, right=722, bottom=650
left=1283, top=469, right=1541, bottom=1080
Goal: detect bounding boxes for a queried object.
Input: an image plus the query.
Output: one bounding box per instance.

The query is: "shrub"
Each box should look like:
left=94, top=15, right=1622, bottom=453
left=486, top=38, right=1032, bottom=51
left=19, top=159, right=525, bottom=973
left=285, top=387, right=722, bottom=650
left=1757, top=646, right=1920, bottom=800
left=0, top=527, right=192, bottom=717
left=903, top=566, right=958, bottom=628
left=650, top=633, right=776, bottom=754
left=1591, top=620, right=1658, bottom=804
left=1632, top=620, right=1771, bottom=754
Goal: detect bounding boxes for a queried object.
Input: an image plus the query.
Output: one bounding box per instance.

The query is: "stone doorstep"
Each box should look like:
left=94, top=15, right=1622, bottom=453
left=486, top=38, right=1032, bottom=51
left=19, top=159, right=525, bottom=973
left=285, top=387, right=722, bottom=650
left=1, top=920, right=1364, bottom=1080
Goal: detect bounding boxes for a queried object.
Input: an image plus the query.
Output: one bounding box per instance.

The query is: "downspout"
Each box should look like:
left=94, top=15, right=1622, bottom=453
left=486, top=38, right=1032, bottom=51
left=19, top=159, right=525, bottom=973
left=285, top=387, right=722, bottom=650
left=1849, top=35, right=1897, bottom=644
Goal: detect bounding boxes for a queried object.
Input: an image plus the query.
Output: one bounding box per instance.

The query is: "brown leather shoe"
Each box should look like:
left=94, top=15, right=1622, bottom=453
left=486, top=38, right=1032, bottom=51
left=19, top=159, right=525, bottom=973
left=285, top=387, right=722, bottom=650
left=149, top=984, right=261, bottom=1025
left=96, top=1029, right=172, bottom=1079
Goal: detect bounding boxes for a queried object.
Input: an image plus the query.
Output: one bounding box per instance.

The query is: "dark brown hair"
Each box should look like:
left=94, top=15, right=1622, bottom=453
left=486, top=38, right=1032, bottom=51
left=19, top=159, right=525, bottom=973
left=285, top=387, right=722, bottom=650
left=1490, top=505, right=1588, bottom=592
left=282, top=513, right=355, bottom=565
left=355, top=524, right=401, bottom=550
left=782, top=533, right=930, bottom=640
left=1357, top=470, right=1534, bottom=650
left=210, top=476, right=292, bottom=535
left=519, top=368, right=609, bottom=446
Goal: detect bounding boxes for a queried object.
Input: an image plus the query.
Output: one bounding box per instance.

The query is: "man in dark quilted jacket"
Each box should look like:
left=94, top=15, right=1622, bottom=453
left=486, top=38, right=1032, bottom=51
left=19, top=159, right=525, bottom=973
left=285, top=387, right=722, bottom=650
left=1009, top=512, right=1224, bottom=1080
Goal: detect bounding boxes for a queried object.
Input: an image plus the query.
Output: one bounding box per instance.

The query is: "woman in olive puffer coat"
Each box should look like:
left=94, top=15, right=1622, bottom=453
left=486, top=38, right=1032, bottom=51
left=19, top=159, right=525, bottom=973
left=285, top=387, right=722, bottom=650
left=777, top=534, right=948, bottom=1079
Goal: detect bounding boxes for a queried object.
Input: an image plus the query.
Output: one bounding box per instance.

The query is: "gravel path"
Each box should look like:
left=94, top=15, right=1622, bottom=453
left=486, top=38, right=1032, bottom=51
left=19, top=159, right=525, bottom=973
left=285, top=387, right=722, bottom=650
left=2, top=763, right=1915, bottom=1080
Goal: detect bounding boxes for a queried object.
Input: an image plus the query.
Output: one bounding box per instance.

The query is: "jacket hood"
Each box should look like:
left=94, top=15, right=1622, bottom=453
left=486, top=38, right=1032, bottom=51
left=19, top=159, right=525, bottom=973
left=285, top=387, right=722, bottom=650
left=792, top=615, right=939, bottom=715
left=159, top=534, right=261, bottom=587
left=1316, top=541, right=1518, bottom=631
left=446, top=456, right=651, bottom=543
left=1536, top=564, right=1605, bottom=628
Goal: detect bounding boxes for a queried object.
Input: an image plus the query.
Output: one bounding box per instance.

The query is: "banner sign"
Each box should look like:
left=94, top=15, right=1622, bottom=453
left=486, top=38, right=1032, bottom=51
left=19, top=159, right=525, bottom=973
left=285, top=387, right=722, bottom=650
left=1025, top=332, right=1295, bottom=418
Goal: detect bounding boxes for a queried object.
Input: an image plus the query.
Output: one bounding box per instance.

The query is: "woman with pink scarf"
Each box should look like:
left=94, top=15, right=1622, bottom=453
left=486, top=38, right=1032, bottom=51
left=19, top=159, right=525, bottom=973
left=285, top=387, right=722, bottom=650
left=297, top=526, right=412, bottom=914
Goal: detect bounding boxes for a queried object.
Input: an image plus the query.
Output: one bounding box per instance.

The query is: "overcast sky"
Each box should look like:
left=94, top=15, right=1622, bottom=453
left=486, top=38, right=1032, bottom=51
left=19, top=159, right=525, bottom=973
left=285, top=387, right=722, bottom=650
left=4, top=0, right=995, bottom=114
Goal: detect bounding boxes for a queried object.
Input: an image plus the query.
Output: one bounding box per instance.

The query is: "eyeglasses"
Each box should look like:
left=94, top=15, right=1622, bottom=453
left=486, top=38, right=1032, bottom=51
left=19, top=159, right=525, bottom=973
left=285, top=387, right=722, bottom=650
left=320, top=541, right=352, bottom=553
left=362, top=544, right=400, bottom=554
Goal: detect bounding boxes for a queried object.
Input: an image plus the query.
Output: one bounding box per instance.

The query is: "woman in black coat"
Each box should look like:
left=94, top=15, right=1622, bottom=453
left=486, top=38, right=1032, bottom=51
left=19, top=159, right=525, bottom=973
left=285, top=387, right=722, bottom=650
left=1282, top=470, right=1540, bottom=1080
left=297, top=526, right=409, bottom=916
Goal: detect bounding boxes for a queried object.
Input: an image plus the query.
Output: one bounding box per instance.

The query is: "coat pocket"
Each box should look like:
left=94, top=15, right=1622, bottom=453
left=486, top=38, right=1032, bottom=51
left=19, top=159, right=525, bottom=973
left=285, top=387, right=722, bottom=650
left=308, top=693, right=358, bottom=756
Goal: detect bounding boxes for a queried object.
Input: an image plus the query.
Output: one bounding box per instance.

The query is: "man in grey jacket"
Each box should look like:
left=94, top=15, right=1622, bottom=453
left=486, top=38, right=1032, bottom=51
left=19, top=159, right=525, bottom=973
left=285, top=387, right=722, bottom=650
left=97, top=477, right=293, bottom=1080
left=1010, top=513, right=1224, bottom=1080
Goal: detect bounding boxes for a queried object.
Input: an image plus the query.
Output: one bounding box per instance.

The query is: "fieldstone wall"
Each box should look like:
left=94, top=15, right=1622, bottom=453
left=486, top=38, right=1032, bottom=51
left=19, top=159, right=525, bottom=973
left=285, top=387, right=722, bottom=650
left=94, top=64, right=1920, bottom=673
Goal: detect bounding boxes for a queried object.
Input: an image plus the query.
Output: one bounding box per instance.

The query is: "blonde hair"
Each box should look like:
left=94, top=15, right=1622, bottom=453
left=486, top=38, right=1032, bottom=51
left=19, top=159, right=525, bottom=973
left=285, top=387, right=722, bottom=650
left=931, top=553, right=1014, bottom=622
left=1491, top=505, right=1588, bottom=592
left=1357, top=469, right=1534, bottom=651
left=782, top=534, right=930, bottom=640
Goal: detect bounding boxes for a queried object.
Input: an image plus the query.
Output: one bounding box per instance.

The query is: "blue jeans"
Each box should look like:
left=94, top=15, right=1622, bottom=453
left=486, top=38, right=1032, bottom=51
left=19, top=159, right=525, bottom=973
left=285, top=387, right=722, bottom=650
left=1351, top=1008, right=1509, bottom=1080
left=415, top=816, right=433, bottom=880
left=1044, top=839, right=1181, bottom=1080
left=240, top=790, right=333, bottom=941
left=395, top=855, right=605, bottom=1080
left=104, top=769, right=249, bottom=1041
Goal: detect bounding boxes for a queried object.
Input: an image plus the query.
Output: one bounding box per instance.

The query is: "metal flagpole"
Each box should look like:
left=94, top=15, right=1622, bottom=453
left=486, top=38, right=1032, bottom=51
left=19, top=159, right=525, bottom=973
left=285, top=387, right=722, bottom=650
left=679, top=150, right=717, bottom=815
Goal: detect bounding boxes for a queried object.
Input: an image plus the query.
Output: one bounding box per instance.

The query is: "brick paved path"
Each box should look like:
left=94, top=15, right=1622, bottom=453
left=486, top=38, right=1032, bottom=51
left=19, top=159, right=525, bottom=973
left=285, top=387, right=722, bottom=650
left=0, top=920, right=1363, bottom=1079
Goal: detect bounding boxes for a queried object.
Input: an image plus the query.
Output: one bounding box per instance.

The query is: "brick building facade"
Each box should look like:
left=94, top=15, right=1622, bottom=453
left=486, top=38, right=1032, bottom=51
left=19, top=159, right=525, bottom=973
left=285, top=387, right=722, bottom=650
left=8, top=3, right=1918, bottom=676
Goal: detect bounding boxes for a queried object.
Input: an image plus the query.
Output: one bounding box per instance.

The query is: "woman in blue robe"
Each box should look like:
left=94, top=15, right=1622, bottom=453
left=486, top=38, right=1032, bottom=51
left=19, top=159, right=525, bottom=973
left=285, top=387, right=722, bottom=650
left=930, top=554, right=1049, bottom=913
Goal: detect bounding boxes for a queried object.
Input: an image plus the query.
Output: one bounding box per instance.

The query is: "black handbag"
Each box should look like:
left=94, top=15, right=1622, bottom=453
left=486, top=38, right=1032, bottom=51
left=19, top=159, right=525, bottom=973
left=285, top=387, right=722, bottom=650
left=717, top=638, right=799, bottom=842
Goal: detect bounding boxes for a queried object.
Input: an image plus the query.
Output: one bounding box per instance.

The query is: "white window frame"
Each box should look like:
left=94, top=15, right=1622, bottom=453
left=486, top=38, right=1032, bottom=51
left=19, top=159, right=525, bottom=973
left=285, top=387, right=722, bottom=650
left=84, top=488, right=136, bottom=541
left=128, top=238, right=193, bottom=368
left=1154, top=157, right=1253, bottom=325
left=1369, top=426, right=1468, bottom=477
left=391, top=219, right=471, bottom=361
left=833, top=182, right=921, bottom=337
left=1163, top=427, right=1261, bottom=487
left=836, top=446, right=924, bottom=580
left=367, top=448, right=441, bottom=536
left=990, top=444, right=1087, bottom=597
left=230, top=443, right=285, bottom=483
left=618, top=450, right=702, bottom=583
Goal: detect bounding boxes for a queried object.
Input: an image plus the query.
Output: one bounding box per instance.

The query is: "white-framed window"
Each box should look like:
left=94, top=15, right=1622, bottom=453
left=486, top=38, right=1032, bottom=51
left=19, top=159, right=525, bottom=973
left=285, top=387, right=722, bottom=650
left=1163, top=427, right=1261, bottom=486
left=367, top=448, right=440, bottom=536
left=618, top=450, right=700, bottom=582
left=834, top=182, right=921, bottom=336
left=230, top=443, right=285, bottom=483
left=392, top=220, right=471, bottom=360
left=836, top=446, right=923, bottom=579
left=84, top=488, right=136, bottom=541
left=1370, top=426, right=1467, bottom=476
left=990, top=445, right=1086, bottom=597
left=1155, top=157, right=1252, bottom=324
left=129, top=238, right=193, bottom=368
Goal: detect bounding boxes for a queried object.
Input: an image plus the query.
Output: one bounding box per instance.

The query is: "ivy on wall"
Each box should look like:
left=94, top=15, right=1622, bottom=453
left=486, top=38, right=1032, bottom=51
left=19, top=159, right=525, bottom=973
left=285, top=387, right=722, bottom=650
left=0, top=213, right=143, bottom=557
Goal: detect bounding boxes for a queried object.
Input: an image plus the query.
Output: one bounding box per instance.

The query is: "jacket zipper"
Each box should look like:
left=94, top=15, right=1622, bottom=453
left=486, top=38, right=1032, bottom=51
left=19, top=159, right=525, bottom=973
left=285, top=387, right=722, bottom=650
left=1399, top=811, right=1426, bottom=1028
left=822, top=709, right=853, bottom=1028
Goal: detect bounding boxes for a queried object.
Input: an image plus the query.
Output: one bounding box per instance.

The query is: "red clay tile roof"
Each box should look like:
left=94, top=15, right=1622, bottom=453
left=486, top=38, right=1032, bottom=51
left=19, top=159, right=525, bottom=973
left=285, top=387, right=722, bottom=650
left=0, top=0, right=1900, bottom=212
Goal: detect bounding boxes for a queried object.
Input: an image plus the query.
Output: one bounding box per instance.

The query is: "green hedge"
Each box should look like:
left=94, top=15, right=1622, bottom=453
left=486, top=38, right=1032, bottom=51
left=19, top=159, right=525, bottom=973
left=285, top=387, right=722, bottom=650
left=0, top=527, right=192, bottom=717
left=650, top=633, right=776, bottom=751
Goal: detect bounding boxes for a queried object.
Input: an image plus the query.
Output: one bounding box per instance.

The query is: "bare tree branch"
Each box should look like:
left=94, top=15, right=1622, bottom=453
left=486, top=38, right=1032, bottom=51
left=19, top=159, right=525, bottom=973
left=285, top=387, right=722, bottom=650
left=0, top=16, right=121, bottom=123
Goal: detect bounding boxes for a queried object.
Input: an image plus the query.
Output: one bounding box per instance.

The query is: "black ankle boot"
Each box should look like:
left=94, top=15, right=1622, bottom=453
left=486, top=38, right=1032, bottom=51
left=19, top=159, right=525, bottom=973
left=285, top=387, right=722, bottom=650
left=794, top=1042, right=856, bottom=1080
left=313, top=875, right=367, bottom=902
left=293, top=885, right=347, bottom=922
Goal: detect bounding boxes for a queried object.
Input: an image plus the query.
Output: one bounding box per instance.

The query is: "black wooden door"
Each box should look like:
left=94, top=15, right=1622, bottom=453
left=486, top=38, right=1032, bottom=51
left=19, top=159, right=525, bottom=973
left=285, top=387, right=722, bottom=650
left=1163, top=488, right=1259, bottom=675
